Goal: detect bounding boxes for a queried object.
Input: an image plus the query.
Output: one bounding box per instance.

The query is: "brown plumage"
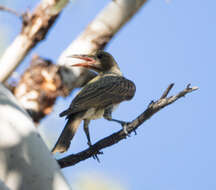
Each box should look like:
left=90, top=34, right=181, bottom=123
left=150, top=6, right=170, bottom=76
left=52, top=51, right=136, bottom=153
left=60, top=75, right=135, bottom=117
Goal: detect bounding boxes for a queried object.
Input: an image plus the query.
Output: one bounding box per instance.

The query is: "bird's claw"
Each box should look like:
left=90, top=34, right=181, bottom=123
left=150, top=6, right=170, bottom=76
left=132, top=128, right=137, bottom=135
left=92, top=151, right=103, bottom=162
left=87, top=141, right=92, bottom=147
left=121, top=122, right=137, bottom=136
left=121, top=122, right=130, bottom=137
left=89, top=145, right=103, bottom=162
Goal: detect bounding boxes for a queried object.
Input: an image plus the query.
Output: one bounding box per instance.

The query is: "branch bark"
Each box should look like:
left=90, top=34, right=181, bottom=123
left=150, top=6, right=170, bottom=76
left=0, top=0, right=69, bottom=82
left=57, top=84, right=198, bottom=168
left=13, top=55, right=65, bottom=123
left=0, top=83, right=71, bottom=189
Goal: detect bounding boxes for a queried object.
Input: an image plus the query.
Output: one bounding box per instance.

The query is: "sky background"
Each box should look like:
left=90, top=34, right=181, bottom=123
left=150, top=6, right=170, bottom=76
left=0, top=0, right=216, bottom=189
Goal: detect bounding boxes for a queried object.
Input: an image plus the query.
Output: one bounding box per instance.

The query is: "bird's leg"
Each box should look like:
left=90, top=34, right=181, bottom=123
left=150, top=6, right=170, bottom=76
left=104, top=106, right=130, bottom=135
left=83, top=119, right=92, bottom=146
left=83, top=119, right=103, bottom=161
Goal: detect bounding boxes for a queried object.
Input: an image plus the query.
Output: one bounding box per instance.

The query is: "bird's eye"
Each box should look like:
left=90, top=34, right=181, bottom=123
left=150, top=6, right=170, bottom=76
left=97, top=54, right=103, bottom=59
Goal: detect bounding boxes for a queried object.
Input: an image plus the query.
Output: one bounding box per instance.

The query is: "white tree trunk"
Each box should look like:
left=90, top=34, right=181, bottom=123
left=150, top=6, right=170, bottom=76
left=0, top=83, right=71, bottom=190
left=0, top=0, right=69, bottom=82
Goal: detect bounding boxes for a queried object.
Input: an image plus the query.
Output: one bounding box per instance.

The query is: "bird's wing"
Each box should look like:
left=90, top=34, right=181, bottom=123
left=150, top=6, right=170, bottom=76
left=60, top=75, right=136, bottom=117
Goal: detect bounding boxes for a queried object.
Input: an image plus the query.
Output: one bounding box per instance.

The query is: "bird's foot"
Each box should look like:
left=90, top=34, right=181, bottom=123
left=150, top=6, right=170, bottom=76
left=89, top=145, right=103, bottom=162
left=87, top=141, right=92, bottom=147
left=132, top=128, right=137, bottom=135
left=120, top=122, right=130, bottom=137
left=148, top=100, right=155, bottom=108
left=120, top=122, right=137, bottom=136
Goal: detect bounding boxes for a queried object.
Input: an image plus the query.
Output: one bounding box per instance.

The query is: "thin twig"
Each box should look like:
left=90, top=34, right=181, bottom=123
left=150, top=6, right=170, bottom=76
left=0, top=5, right=32, bottom=27
left=57, top=83, right=198, bottom=168
left=0, top=0, right=69, bottom=82
left=0, top=5, right=21, bottom=17
left=160, top=83, right=174, bottom=99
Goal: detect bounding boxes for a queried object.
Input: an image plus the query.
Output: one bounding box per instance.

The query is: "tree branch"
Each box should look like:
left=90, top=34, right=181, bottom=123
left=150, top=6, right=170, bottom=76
left=0, top=0, right=69, bottom=82
left=0, top=5, right=21, bottom=17
left=57, top=84, right=198, bottom=168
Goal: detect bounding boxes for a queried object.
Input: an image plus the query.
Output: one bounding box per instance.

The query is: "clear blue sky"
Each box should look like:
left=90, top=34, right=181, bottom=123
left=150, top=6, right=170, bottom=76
left=0, top=0, right=215, bottom=189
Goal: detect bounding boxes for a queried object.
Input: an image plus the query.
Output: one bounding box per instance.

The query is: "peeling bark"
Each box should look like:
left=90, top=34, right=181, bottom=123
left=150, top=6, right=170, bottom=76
left=13, top=55, right=66, bottom=123
left=0, top=0, right=69, bottom=82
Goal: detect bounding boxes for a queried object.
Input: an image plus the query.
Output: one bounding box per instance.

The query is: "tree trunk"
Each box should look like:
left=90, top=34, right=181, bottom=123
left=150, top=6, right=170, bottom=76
left=0, top=83, right=71, bottom=190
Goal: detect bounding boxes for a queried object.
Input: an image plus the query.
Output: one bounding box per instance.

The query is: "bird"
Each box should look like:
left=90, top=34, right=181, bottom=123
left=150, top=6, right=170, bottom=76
left=52, top=50, right=136, bottom=154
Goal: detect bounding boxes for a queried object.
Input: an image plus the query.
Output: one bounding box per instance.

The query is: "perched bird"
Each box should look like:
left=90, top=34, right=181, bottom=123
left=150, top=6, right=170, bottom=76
left=52, top=51, right=136, bottom=153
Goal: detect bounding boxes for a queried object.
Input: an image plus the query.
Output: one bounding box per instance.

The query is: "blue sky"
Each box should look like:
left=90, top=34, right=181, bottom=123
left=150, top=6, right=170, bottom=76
left=0, top=0, right=216, bottom=189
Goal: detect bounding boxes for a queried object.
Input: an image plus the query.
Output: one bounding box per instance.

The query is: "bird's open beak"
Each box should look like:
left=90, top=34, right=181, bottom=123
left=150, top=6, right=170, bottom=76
left=68, top=54, right=100, bottom=71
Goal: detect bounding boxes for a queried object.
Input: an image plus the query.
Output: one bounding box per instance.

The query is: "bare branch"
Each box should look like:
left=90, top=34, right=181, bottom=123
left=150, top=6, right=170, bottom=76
left=160, top=83, right=174, bottom=99
left=57, top=84, right=198, bottom=168
left=0, top=0, right=69, bottom=82
left=0, top=5, right=32, bottom=27
left=0, top=5, right=20, bottom=17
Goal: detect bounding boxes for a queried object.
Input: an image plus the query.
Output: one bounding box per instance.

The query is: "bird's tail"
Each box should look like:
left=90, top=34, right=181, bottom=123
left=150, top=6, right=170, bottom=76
left=51, top=113, right=84, bottom=153
left=59, top=109, right=70, bottom=117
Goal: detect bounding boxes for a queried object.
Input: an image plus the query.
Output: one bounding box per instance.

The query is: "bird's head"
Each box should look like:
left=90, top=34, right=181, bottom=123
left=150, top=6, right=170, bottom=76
left=69, top=51, right=122, bottom=75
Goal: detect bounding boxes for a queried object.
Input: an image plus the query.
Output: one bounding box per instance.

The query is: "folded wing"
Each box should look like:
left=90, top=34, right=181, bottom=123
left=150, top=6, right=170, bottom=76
left=60, top=75, right=136, bottom=117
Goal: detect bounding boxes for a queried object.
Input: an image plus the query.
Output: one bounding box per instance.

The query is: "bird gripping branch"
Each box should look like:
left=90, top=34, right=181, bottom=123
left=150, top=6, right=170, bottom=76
left=52, top=51, right=136, bottom=153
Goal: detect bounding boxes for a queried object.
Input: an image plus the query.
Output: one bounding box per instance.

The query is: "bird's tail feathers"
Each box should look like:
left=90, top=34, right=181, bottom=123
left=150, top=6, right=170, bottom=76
left=59, top=109, right=71, bottom=117
left=52, top=112, right=84, bottom=153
